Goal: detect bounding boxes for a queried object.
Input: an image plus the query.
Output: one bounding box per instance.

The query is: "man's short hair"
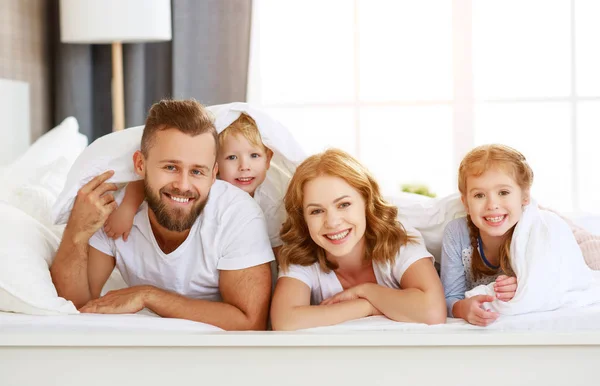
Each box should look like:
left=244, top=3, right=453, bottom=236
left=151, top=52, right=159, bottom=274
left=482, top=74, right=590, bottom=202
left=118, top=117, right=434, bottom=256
left=140, top=99, right=218, bottom=158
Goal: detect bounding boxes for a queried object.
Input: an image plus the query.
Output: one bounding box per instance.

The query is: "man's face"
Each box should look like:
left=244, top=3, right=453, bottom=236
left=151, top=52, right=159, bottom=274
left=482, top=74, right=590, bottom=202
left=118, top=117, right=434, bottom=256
left=137, top=128, right=218, bottom=232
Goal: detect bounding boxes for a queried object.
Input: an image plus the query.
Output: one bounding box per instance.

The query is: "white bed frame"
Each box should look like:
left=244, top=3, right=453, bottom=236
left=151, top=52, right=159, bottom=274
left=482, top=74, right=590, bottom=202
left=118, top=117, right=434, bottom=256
left=2, top=331, right=599, bottom=386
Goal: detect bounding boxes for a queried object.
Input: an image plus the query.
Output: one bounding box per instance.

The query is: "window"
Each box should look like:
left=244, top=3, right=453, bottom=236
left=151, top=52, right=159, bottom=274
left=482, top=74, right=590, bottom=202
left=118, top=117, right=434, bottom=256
left=248, top=0, right=600, bottom=214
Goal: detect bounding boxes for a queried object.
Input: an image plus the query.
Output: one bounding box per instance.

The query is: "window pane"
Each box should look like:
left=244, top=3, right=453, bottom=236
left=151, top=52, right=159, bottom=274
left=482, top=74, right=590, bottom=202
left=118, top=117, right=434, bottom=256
left=248, top=0, right=354, bottom=104
left=576, top=0, right=600, bottom=96
left=473, top=0, right=571, bottom=99
left=474, top=102, right=572, bottom=212
left=360, top=106, right=454, bottom=198
left=358, top=0, right=453, bottom=102
left=577, top=102, right=600, bottom=214
left=263, top=107, right=356, bottom=156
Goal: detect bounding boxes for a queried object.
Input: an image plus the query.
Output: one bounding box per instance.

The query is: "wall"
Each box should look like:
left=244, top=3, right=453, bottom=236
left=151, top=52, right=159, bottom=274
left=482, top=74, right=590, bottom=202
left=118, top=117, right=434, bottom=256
left=0, top=0, right=50, bottom=141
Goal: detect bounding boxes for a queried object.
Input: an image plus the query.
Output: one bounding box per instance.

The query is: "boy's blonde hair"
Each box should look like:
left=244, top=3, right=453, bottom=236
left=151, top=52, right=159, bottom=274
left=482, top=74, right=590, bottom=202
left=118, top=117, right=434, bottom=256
left=218, top=113, right=271, bottom=154
left=458, top=144, right=534, bottom=280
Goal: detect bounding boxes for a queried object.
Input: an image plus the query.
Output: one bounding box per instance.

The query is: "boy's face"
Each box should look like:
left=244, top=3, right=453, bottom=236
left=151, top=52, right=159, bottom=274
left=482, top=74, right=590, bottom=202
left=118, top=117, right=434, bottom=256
left=217, top=134, right=272, bottom=196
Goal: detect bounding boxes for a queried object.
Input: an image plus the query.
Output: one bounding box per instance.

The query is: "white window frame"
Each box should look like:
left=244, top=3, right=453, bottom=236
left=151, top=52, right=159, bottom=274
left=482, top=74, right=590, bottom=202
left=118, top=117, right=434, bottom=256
left=248, top=0, right=599, bottom=213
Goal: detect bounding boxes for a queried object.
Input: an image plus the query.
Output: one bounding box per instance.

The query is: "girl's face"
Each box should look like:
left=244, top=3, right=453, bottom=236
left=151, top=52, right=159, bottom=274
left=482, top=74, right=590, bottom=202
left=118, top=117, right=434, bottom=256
left=302, top=175, right=367, bottom=261
left=217, top=134, right=272, bottom=197
left=462, top=168, right=529, bottom=240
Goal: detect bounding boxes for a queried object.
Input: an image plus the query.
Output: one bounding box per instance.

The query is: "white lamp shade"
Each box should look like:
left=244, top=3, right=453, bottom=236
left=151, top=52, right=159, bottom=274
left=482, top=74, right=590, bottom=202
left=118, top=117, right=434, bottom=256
left=59, top=0, right=172, bottom=43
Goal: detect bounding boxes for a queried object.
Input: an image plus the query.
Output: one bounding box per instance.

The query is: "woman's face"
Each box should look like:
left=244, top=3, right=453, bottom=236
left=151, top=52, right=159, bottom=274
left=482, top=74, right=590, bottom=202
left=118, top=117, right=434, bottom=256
left=302, top=175, right=367, bottom=260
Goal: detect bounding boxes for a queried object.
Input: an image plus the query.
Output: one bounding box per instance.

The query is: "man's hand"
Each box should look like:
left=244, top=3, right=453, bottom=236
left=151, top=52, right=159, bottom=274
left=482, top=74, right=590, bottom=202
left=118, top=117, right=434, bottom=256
left=79, top=286, right=152, bottom=314
left=66, top=170, right=118, bottom=243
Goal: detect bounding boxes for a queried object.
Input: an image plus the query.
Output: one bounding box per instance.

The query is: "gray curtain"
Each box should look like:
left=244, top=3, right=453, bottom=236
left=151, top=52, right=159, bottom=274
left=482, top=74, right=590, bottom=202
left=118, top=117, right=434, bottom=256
left=49, top=0, right=252, bottom=141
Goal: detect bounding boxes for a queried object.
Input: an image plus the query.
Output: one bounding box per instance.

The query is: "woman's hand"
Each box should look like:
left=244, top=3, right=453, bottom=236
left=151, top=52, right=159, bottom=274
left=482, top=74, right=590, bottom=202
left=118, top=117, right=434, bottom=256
left=320, top=285, right=382, bottom=316
left=453, top=295, right=498, bottom=327
left=494, top=275, right=518, bottom=301
left=320, top=286, right=363, bottom=306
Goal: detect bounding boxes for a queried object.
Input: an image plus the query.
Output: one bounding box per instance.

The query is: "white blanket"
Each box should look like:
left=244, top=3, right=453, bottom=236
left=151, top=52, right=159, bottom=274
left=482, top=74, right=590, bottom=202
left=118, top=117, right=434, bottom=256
left=52, top=103, right=305, bottom=225
left=466, top=200, right=600, bottom=315
left=303, top=303, right=600, bottom=332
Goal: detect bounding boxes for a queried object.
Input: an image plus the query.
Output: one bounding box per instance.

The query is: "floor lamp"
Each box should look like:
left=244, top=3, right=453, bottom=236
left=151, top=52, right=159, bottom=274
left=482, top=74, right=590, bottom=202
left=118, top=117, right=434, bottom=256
left=59, top=0, right=172, bottom=132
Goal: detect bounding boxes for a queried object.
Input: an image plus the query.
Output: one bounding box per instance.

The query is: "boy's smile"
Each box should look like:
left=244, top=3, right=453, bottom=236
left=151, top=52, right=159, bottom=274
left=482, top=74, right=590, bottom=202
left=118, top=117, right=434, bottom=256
left=218, top=133, right=272, bottom=196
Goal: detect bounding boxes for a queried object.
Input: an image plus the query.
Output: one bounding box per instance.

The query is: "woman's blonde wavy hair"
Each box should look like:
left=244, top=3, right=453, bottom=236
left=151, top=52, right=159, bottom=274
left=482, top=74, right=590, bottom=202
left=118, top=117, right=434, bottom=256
left=279, top=148, right=414, bottom=273
left=458, top=144, right=534, bottom=280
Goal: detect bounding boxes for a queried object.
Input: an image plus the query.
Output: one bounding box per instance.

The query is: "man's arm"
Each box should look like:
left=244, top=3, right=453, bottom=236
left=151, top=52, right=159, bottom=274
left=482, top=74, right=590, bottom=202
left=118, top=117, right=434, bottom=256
left=50, top=171, right=118, bottom=308
left=80, top=262, right=273, bottom=330
left=149, top=262, right=272, bottom=330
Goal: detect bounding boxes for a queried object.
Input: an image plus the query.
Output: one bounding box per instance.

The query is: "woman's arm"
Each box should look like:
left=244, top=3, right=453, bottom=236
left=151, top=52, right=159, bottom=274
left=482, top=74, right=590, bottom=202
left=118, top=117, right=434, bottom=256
left=356, top=259, right=446, bottom=325
left=270, top=277, right=377, bottom=331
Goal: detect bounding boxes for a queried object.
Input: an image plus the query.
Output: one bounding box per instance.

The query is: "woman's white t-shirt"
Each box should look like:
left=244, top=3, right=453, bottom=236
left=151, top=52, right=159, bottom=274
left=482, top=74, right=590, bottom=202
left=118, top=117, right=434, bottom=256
left=278, top=227, right=433, bottom=305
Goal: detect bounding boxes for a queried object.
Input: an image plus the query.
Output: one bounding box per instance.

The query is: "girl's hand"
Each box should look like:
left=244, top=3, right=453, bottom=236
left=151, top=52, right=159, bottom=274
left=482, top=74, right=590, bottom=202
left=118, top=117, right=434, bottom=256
left=455, top=295, right=498, bottom=327
left=104, top=203, right=137, bottom=241
left=494, top=275, right=518, bottom=302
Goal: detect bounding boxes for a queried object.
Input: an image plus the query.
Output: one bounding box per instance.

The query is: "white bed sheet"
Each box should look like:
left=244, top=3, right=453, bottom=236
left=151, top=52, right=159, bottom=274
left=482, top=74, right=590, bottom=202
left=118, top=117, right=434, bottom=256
left=3, top=304, right=600, bottom=336
left=306, top=303, right=600, bottom=333
left=0, top=310, right=222, bottom=334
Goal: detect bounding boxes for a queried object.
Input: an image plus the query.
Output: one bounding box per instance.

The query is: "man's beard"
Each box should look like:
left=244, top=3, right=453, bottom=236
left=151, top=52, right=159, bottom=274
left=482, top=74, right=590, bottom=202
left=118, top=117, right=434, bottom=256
left=144, top=181, right=209, bottom=232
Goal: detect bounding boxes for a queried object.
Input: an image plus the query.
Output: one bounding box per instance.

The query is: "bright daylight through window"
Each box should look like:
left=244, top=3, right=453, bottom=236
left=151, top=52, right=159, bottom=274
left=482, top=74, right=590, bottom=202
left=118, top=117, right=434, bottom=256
left=248, top=0, right=600, bottom=214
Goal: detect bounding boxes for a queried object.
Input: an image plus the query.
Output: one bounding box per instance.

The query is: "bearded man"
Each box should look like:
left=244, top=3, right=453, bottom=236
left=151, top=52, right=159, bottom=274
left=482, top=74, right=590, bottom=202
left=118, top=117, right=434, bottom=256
left=50, top=99, right=274, bottom=330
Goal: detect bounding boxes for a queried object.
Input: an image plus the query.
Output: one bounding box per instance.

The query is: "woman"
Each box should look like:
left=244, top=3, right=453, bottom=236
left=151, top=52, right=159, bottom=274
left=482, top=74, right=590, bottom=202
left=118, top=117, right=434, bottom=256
left=270, top=149, right=446, bottom=330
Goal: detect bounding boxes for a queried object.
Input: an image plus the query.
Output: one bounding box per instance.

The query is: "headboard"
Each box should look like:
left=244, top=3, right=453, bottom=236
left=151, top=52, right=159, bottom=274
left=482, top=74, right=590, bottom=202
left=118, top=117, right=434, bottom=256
left=0, top=0, right=50, bottom=142
left=0, top=79, right=30, bottom=165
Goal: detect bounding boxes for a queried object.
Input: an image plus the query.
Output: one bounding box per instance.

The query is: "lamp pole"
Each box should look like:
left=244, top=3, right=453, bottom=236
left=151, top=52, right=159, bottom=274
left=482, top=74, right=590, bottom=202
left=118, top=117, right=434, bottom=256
left=111, top=42, right=125, bottom=132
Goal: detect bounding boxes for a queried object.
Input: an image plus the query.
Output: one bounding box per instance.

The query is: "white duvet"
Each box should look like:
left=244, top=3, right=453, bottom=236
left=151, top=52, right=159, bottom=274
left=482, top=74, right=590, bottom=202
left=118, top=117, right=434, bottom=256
left=466, top=200, right=600, bottom=315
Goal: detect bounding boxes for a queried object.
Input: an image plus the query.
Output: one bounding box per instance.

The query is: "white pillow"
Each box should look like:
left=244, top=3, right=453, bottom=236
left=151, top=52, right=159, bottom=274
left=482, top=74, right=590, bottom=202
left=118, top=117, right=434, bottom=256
left=0, top=117, right=87, bottom=203
left=15, top=116, right=87, bottom=169
left=388, top=192, right=467, bottom=263
left=52, top=125, right=144, bottom=225
left=0, top=202, right=78, bottom=315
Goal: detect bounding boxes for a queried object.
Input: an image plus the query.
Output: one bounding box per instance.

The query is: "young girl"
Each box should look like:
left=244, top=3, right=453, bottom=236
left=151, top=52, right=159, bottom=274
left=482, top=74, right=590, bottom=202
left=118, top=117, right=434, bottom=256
left=440, top=144, right=531, bottom=326
left=101, top=103, right=304, bottom=257
left=270, top=149, right=446, bottom=330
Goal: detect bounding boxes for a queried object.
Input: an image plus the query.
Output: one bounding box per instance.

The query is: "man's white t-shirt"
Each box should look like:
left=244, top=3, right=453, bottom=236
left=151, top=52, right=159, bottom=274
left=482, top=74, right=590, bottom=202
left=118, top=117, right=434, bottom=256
left=278, top=228, right=433, bottom=305
left=89, top=180, right=275, bottom=301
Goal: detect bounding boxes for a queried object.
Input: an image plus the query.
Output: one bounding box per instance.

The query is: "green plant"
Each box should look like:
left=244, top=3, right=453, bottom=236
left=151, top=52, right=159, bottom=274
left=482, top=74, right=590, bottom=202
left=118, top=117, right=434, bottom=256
left=401, top=183, right=436, bottom=198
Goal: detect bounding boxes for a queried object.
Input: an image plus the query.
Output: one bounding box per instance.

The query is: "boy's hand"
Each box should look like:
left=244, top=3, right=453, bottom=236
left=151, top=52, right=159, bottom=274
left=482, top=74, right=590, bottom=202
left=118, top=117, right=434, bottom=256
left=104, top=203, right=137, bottom=241
left=494, top=275, right=518, bottom=301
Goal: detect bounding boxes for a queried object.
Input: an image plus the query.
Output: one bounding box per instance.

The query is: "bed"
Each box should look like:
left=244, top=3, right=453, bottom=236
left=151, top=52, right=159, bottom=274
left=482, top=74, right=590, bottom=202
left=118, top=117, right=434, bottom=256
left=2, top=118, right=600, bottom=386
left=2, top=305, right=600, bottom=386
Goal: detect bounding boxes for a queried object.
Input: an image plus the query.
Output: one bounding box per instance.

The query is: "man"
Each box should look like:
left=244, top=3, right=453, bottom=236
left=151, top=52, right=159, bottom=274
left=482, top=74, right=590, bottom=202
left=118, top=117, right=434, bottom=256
left=50, top=99, right=274, bottom=331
